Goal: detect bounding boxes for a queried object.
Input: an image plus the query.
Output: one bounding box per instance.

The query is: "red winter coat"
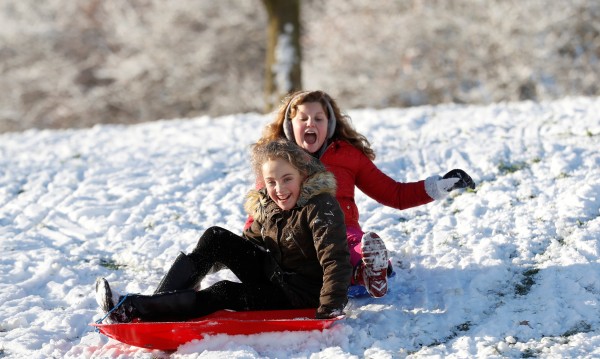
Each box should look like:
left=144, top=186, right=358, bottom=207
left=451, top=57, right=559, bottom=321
left=321, top=140, right=433, bottom=230
left=244, top=140, right=434, bottom=231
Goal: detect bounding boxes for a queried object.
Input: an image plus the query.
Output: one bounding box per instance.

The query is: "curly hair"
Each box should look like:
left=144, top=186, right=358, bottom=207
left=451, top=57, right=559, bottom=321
left=258, top=90, right=376, bottom=160
left=250, top=138, right=326, bottom=179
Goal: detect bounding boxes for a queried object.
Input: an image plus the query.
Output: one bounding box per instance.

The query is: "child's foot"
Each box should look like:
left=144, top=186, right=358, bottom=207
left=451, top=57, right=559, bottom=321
left=357, top=232, right=389, bottom=298
left=95, top=278, right=131, bottom=323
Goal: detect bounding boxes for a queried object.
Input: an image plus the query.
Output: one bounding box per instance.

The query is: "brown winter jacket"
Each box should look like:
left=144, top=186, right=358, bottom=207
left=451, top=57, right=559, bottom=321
left=243, top=171, right=352, bottom=314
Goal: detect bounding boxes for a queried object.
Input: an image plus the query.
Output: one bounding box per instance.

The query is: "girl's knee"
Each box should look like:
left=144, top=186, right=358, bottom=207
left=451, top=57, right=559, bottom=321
left=194, top=226, right=225, bottom=252
left=199, top=226, right=225, bottom=241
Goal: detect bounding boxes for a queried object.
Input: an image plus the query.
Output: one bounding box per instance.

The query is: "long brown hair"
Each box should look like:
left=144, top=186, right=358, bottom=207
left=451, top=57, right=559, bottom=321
left=258, top=90, right=376, bottom=160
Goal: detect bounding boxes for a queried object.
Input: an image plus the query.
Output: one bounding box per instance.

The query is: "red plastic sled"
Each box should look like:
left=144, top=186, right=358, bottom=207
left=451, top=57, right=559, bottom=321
left=91, top=308, right=342, bottom=351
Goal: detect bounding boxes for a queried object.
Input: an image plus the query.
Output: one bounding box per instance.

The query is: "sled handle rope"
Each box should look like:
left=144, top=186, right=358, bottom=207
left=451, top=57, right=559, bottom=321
left=94, top=294, right=130, bottom=331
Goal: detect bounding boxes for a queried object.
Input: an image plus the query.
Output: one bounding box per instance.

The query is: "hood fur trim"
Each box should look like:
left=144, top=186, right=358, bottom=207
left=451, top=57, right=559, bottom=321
left=245, top=171, right=337, bottom=222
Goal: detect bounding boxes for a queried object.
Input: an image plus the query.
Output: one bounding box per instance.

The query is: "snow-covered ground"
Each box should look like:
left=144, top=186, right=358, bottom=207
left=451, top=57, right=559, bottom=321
left=1, top=97, right=599, bottom=358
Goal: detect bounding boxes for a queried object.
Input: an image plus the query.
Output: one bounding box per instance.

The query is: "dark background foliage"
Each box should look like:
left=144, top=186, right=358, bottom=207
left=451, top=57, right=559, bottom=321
left=1, top=0, right=598, bottom=133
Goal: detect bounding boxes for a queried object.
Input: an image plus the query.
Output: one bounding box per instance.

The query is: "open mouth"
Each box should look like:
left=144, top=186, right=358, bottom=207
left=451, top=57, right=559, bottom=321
left=277, top=193, right=291, bottom=201
left=304, top=131, right=317, bottom=145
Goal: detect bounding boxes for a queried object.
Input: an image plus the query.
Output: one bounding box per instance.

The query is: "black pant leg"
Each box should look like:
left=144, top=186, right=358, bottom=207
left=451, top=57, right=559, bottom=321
left=192, top=280, right=292, bottom=317
left=127, top=280, right=292, bottom=322
left=188, top=226, right=269, bottom=284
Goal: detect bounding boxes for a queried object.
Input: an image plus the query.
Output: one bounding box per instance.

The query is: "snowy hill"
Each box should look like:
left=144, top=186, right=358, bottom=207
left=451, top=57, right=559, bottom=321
left=1, top=97, right=599, bottom=358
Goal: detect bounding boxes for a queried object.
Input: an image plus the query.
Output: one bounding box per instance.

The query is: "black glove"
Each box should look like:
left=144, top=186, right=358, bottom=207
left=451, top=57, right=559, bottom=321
left=442, top=169, right=476, bottom=190
left=315, top=306, right=345, bottom=319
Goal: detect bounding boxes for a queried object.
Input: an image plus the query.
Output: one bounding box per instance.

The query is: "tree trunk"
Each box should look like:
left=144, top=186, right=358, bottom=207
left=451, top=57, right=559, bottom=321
left=261, top=0, right=302, bottom=112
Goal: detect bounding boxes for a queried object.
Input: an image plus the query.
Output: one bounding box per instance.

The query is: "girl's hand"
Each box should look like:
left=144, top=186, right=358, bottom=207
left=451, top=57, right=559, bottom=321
left=426, top=169, right=476, bottom=200
left=441, top=169, right=476, bottom=191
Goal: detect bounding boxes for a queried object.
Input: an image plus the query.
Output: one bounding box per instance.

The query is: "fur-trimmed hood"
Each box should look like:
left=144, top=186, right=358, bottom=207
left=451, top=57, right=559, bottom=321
left=244, top=171, right=337, bottom=222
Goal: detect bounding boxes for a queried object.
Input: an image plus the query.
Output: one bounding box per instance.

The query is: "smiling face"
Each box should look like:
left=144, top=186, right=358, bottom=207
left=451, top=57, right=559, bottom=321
left=262, top=157, right=304, bottom=210
left=291, top=102, right=329, bottom=154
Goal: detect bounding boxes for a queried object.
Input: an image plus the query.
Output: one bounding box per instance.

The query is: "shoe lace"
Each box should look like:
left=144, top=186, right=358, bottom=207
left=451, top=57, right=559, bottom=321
left=94, top=293, right=130, bottom=330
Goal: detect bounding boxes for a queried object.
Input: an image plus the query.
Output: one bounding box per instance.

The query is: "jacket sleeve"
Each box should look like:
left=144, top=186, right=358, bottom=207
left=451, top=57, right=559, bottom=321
left=243, top=216, right=254, bottom=231
left=306, top=194, right=352, bottom=312
left=353, top=148, right=433, bottom=210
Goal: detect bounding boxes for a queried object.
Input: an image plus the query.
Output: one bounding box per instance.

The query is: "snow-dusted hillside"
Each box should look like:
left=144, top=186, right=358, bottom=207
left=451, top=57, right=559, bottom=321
left=1, top=97, right=599, bottom=358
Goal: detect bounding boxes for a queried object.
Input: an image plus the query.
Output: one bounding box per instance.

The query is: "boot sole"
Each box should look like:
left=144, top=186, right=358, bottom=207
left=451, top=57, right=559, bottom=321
left=361, top=233, right=389, bottom=272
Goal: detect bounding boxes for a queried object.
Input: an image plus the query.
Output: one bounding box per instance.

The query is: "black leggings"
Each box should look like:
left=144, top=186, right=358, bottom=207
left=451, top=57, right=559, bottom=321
left=188, top=226, right=292, bottom=314
left=130, top=227, right=293, bottom=321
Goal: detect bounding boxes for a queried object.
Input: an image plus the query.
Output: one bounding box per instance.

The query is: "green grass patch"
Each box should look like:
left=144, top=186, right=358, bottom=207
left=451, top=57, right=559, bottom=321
left=498, top=160, right=529, bottom=174
left=99, top=258, right=126, bottom=270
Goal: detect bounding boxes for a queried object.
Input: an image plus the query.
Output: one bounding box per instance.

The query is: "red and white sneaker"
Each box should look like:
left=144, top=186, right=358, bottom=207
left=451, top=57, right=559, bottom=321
left=354, top=232, right=389, bottom=298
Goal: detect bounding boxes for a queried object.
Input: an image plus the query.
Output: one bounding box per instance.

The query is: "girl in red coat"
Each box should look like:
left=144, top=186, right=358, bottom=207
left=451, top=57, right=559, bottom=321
left=248, top=90, right=475, bottom=298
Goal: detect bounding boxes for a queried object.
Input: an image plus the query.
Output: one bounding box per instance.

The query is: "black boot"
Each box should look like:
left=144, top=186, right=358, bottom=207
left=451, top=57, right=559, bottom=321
left=125, top=289, right=201, bottom=322
left=95, top=277, right=133, bottom=323
left=154, top=252, right=200, bottom=294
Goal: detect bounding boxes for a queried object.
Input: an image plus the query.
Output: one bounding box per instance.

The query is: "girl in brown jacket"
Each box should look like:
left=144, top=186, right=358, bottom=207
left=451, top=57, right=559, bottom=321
left=95, top=139, right=352, bottom=322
